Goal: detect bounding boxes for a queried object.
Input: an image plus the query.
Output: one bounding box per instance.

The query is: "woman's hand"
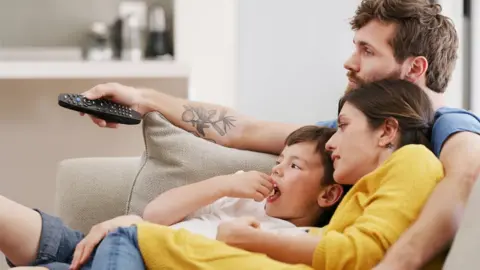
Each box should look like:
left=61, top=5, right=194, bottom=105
left=69, top=215, right=143, bottom=270
left=219, top=171, right=275, bottom=202
left=216, top=216, right=261, bottom=249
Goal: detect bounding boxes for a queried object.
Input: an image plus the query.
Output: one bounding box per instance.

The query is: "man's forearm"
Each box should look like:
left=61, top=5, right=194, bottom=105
left=139, top=88, right=299, bottom=154
left=233, top=229, right=320, bottom=265
left=380, top=177, right=467, bottom=268
left=140, top=88, right=246, bottom=147
left=379, top=132, right=480, bottom=269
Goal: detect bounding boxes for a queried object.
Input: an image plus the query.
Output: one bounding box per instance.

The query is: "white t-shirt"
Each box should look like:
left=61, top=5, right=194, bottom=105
left=169, top=197, right=308, bottom=239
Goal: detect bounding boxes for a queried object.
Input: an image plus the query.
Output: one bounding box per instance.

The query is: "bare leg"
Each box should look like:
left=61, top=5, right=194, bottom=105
left=0, top=195, right=42, bottom=266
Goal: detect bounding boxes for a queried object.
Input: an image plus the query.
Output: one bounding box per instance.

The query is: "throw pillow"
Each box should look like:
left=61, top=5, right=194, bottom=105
left=126, top=111, right=277, bottom=215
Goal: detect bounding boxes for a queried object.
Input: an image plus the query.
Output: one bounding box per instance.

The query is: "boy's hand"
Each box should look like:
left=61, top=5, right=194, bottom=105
left=216, top=216, right=260, bottom=248
left=69, top=215, right=143, bottom=270
left=219, top=171, right=275, bottom=202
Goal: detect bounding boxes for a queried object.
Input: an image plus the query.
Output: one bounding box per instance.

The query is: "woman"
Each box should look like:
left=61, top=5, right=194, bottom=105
left=79, top=78, right=444, bottom=270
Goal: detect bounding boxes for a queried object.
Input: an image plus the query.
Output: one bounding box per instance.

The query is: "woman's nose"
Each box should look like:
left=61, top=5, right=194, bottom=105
left=325, top=136, right=336, bottom=152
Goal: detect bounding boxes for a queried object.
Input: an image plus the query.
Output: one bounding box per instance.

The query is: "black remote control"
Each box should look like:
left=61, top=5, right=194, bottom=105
left=58, top=93, right=142, bottom=125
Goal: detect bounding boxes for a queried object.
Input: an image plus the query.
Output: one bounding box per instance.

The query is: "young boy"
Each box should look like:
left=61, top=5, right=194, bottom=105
left=69, top=126, right=350, bottom=270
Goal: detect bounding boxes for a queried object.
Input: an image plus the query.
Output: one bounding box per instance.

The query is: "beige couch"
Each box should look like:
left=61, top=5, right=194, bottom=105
left=53, top=112, right=479, bottom=270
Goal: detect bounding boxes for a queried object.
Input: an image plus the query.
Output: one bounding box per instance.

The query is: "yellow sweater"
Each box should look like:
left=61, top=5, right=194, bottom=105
left=312, top=145, right=444, bottom=270
left=136, top=144, right=444, bottom=270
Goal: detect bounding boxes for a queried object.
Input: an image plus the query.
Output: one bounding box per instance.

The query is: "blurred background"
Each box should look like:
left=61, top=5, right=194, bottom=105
left=0, top=0, right=477, bottom=268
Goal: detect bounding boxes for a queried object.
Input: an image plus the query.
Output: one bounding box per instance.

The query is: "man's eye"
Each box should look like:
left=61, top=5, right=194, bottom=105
left=363, top=49, right=373, bottom=56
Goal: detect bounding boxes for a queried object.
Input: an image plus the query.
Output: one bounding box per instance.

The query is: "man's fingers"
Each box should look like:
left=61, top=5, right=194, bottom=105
left=105, top=122, right=119, bottom=128
left=88, top=115, right=106, bottom=127
left=82, top=84, right=110, bottom=100
left=86, top=115, right=118, bottom=128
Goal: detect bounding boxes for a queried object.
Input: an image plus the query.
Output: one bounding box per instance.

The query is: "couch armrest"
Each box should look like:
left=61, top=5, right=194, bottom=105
left=443, top=176, right=480, bottom=270
left=54, top=156, right=141, bottom=234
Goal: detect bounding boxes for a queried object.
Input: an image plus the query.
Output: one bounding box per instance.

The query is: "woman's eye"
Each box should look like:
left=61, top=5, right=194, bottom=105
left=291, top=163, right=301, bottom=169
left=338, top=123, right=347, bottom=130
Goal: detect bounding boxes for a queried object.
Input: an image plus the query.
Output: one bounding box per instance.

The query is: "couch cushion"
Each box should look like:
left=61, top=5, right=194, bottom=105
left=126, top=111, right=277, bottom=215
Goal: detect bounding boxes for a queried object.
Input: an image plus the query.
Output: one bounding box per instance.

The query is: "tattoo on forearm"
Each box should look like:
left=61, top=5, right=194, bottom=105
left=181, top=105, right=236, bottom=140
left=188, top=131, right=217, bottom=144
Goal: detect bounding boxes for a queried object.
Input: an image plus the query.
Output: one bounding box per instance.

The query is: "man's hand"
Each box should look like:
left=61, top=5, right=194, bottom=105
left=69, top=215, right=143, bottom=270
left=216, top=216, right=260, bottom=248
left=219, top=171, right=275, bottom=202
left=80, top=83, right=151, bottom=128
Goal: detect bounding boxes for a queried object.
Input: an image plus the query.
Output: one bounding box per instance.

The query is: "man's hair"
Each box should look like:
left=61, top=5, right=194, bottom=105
left=351, top=0, right=459, bottom=93
left=285, top=126, right=351, bottom=227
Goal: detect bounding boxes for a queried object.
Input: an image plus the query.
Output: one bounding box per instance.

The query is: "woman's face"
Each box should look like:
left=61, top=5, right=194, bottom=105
left=325, top=102, right=385, bottom=185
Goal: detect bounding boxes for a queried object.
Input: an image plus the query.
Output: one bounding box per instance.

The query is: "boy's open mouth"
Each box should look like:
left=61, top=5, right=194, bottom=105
left=267, top=184, right=281, bottom=203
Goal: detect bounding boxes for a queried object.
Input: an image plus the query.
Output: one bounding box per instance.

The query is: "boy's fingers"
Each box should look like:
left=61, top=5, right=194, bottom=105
left=253, top=192, right=264, bottom=202
left=257, top=185, right=271, bottom=198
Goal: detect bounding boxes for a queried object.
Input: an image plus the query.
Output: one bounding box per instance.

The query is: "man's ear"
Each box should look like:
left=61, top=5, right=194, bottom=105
left=317, top=184, right=344, bottom=208
left=378, top=117, right=399, bottom=148
left=404, top=56, right=428, bottom=83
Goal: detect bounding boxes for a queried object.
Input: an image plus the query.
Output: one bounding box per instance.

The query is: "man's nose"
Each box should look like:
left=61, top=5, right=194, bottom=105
left=344, top=52, right=360, bottom=73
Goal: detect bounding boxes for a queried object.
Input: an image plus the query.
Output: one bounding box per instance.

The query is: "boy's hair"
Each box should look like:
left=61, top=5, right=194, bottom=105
left=285, top=126, right=352, bottom=227
left=351, top=0, right=458, bottom=93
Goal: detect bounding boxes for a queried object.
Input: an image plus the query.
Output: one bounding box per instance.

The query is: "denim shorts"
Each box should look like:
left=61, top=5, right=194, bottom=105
left=6, top=209, right=85, bottom=270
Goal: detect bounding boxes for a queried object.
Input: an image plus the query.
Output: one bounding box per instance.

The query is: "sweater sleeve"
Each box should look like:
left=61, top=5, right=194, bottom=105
left=312, top=145, right=444, bottom=270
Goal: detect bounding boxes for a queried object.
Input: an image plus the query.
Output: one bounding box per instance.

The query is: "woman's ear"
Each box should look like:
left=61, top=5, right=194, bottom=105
left=317, top=184, right=344, bottom=208
left=378, top=117, right=399, bottom=148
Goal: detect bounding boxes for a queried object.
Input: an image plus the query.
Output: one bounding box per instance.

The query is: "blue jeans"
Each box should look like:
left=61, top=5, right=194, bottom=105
left=90, top=226, right=145, bottom=270
left=5, top=210, right=145, bottom=270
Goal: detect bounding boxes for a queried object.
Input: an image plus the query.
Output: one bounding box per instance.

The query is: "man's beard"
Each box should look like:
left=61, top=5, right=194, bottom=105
left=345, top=69, right=403, bottom=93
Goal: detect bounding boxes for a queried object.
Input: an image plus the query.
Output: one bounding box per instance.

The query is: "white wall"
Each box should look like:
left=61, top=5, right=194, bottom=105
left=235, top=0, right=357, bottom=124
left=176, top=0, right=470, bottom=122
left=437, top=0, right=466, bottom=109
left=174, top=0, right=237, bottom=108
left=472, top=0, right=480, bottom=113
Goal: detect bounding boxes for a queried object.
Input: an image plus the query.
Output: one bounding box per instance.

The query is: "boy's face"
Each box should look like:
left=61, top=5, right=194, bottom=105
left=265, top=141, right=340, bottom=226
